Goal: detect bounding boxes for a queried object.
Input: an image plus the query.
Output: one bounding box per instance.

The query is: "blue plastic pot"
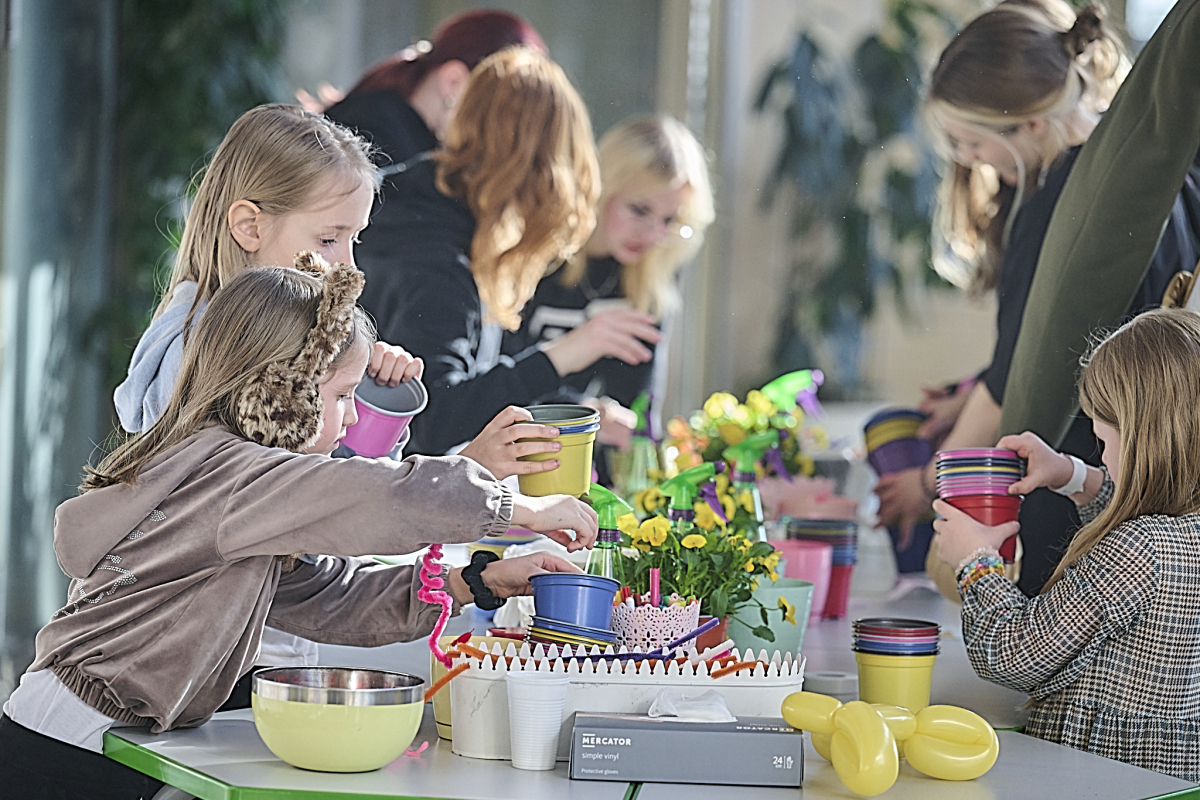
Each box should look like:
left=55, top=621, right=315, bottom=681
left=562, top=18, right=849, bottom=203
left=530, top=573, right=620, bottom=631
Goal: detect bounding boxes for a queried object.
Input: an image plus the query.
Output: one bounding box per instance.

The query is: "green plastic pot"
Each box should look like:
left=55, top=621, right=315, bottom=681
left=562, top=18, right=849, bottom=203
left=728, top=578, right=814, bottom=658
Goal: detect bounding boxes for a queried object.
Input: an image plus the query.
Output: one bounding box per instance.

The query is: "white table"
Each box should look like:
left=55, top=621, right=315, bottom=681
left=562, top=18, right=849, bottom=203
left=106, top=582, right=1200, bottom=798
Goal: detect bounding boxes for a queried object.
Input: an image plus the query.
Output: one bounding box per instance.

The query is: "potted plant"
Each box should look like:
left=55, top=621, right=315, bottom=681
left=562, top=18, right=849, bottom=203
left=617, top=499, right=796, bottom=644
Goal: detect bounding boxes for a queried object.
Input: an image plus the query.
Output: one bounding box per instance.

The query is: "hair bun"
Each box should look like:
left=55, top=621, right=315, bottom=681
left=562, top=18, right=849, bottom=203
left=1063, top=5, right=1105, bottom=58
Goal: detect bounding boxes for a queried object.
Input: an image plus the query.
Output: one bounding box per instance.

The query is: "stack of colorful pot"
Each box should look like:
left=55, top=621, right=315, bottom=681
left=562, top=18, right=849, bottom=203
left=935, top=448, right=1023, bottom=562
left=526, top=573, right=619, bottom=650
left=516, top=405, right=601, bottom=498
left=863, top=408, right=931, bottom=477
left=852, top=617, right=941, bottom=713
left=787, top=518, right=857, bottom=619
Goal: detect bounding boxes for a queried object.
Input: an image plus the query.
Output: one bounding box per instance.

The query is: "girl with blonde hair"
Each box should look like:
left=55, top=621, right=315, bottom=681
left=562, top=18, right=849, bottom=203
left=358, top=48, right=660, bottom=456
left=518, top=115, right=715, bottom=418
left=934, top=307, right=1200, bottom=780
left=1, top=259, right=596, bottom=798
left=875, top=0, right=1200, bottom=594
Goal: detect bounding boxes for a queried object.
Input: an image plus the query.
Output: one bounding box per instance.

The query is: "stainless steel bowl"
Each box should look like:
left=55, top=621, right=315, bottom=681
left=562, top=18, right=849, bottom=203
left=253, top=667, right=424, bottom=706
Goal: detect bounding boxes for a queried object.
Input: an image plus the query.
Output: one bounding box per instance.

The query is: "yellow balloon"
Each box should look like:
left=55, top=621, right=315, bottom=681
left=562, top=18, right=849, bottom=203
left=829, top=701, right=899, bottom=797
left=780, top=691, right=842, bottom=735
left=811, top=731, right=833, bottom=762
left=869, top=703, right=917, bottom=742
left=903, top=705, right=999, bottom=781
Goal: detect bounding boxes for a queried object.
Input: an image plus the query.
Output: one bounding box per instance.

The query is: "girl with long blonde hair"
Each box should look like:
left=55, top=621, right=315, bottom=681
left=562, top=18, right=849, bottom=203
left=357, top=48, right=659, bottom=456
left=1, top=261, right=596, bottom=799
left=518, top=115, right=714, bottom=415
left=933, top=307, right=1200, bottom=780
left=875, top=0, right=1200, bottom=595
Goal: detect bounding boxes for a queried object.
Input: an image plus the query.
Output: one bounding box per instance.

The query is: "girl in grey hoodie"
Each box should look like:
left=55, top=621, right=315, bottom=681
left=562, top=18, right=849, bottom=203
left=1, top=259, right=597, bottom=799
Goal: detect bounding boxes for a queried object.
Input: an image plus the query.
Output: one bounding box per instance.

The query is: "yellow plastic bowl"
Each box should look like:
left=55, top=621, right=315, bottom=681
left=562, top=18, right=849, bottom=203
left=516, top=429, right=597, bottom=498
left=252, top=667, right=424, bottom=772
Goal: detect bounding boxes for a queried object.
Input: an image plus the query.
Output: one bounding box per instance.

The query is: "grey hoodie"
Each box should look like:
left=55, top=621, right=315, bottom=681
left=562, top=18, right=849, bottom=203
left=30, top=426, right=511, bottom=732
left=113, top=281, right=202, bottom=433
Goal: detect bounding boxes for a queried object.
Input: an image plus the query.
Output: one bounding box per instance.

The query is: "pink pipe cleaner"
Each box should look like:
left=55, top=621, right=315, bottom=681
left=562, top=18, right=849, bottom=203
left=418, top=544, right=455, bottom=669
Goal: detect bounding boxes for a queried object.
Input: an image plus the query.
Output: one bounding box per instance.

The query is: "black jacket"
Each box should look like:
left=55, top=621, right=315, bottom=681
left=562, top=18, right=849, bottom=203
left=516, top=255, right=659, bottom=407
left=349, top=155, right=560, bottom=455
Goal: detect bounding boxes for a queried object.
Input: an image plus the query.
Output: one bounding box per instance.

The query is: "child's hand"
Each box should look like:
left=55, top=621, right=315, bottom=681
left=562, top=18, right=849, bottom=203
left=510, top=494, right=599, bottom=552
left=540, top=309, right=662, bottom=375
left=998, top=431, right=1074, bottom=495
left=447, top=552, right=583, bottom=605
left=459, top=406, right=562, bottom=479
left=931, top=499, right=1019, bottom=566
left=367, top=341, right=424, bottom=387
left=874, top=466, right=934, bottom=547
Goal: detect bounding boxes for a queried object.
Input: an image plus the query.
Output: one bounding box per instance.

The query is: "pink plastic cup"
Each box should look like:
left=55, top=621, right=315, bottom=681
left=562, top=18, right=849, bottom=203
left=773, top=539, right=833, bottom=622
left=341, top=377, right=428, bottom=457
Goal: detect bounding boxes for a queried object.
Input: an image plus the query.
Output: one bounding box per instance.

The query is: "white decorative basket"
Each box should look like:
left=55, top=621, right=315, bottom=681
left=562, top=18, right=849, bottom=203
left=449, top=641, right=805, bottom=762
left=610, top=602, right=702, bottom=653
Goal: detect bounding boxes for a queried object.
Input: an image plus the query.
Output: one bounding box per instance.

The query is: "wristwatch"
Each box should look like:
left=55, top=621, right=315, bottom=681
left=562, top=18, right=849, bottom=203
left=461, top=550, right=503, bottom=610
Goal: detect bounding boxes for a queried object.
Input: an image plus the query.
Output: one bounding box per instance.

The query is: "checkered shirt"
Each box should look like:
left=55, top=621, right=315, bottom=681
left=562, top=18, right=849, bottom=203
left=962, top=473, right=1200, bottom=781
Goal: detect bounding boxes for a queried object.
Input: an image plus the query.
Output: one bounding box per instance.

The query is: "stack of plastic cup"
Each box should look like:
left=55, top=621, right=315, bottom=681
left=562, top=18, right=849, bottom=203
left=863, top=408, right=931, bottom=476
left=505, top=671, right=571, bottom=770
left=852, top=617, right=940, bottom=712
left=935, top=448, right=1024, bottom=562
left=771, top=538, right=833, bottom=622
left=527, top=573, right=619, bottom=650
left=787, top=518, right=857, bottom=619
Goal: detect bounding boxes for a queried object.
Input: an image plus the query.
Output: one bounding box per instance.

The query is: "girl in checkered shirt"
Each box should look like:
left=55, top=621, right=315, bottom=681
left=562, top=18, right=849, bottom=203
left=933, top=307, right=1200, bottom=781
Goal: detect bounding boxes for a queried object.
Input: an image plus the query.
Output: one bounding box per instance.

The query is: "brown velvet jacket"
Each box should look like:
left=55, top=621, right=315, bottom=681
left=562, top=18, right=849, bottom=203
left=30, top=427, right=511, bottom=732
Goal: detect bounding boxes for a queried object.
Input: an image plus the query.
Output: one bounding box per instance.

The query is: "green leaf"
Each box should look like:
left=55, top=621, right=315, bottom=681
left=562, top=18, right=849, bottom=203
left=752, top=625, right=776, bottom=642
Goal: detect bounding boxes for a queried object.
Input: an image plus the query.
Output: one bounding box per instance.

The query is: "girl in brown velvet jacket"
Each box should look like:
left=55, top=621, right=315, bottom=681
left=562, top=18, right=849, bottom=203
left=0, top=257, right=598, bottom=799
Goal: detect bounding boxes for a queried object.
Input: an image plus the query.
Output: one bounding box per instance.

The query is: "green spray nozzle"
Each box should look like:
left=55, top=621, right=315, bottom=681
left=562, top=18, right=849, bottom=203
left=723, top=430, right=780, bottom=475
left=759, top=370, right=822, bottom=414
left=631, top=392, right=652, bottom=437
left=659, top=462, right=723, bottom=511
left=587, top=483, right=634, bottom=529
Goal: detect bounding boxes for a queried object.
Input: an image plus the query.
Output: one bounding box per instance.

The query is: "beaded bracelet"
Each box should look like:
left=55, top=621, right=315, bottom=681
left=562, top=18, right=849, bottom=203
left=956, top=549, right=1005, bottom=598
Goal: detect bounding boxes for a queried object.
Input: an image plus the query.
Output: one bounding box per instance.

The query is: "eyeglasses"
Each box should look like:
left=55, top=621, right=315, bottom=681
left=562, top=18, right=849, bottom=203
left=618, top=202, right=692, bottom=239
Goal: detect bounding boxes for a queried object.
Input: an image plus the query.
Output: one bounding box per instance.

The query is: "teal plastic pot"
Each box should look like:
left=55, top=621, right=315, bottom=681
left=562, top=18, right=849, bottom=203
left=728, top=578, right=814, bottom=658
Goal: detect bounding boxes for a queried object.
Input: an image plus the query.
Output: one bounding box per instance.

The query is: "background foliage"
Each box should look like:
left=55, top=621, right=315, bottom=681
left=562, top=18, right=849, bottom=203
left=92, top=0, right=293, bottom=413
left=755, top=0, right=957, bottom=397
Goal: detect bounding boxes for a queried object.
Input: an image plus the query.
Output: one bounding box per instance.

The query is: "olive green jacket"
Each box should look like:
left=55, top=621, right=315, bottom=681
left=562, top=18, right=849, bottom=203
left=999, top=0, right=1200, bottom=443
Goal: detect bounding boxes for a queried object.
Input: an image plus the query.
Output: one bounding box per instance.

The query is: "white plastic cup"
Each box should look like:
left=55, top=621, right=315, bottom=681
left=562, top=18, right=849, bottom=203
left=505, top=671, right=570, bottom=770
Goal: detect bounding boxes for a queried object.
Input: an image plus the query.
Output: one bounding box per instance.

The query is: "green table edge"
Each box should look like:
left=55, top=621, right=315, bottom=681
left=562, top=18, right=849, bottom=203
left=104, top=732, right=454, bottom=800
left=1150, top=789, right=1200, bottom=800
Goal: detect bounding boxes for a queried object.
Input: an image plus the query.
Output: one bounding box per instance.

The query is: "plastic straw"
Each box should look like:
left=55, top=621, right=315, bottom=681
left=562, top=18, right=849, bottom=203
left=650, top=568, right=660, bottom=608
left=663, top=616, right=721, bottom=651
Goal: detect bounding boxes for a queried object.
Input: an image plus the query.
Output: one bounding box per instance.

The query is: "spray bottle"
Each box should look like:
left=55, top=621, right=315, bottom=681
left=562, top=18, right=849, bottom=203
left=621, top=392, right=660, bottom=505
left=584, top=483, right=633, bottom=584
left=658, top=462, right=725, bottom=540
left=722, top=430, right=780, bottom=542
left=760, top=369, right=825, bottom=418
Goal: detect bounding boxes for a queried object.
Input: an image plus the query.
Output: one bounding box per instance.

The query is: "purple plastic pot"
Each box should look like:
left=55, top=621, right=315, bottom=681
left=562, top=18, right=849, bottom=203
left=531, top=573, right=620, bottom=631
left=867, top=437, right=933, bottom=476
left=341, top=377, right=428, bottom=458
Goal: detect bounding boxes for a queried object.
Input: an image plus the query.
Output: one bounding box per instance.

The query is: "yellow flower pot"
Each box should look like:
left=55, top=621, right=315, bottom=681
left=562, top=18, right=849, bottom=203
left=517, top=429, right=597, bottom=498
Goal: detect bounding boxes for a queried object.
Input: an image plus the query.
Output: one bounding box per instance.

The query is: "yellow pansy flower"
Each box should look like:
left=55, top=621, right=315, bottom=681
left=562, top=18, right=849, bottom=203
left=617, top=513, right=639, bottom=536
left=717, top=421, right=746, bottom=446
left=768, top=568, right=779, bottom=582
left=745, top=390, right=776, bottom=417
left=639, top=516, right=670, bottom=547
left=743, top=560, right=756, bottom=572
left=681, top=533, right=708, bottom=549
left=715, top=472, right=731, bottom=496
left=693, top=501, right=722, bottom=531
left=737, top=490, right=756, bottom=514
left=704, top=392, right=738, bottom=419
left=635, top=487, right=665, bottom=515
left=720, top=493, right=737, bottom=521
left=764, top=551, right=781, bottom=569
left=778, top=596, right=797, bottom=625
